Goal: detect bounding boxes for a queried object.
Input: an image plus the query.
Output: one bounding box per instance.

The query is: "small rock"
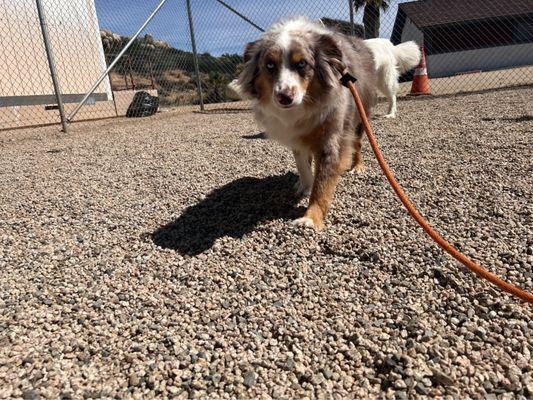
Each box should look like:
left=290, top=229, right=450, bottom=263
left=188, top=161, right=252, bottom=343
left=211, top=373, right=221, bottom=385
left=271, top=386, right=284, bottom=398
left=311, top=373, right=325, bottom=385
left=168, top=386, right=180, bottom=395
left=475, top=327, right=486, bottom=338
left=525, top=380, right=533, bottom=393
left=294, top=362, right=306, bottom=375
left=421, top=377, right=433, bottom=387
left=124, top=354, right=134, bottom=363
left=129, top=372, right=140, bottom=387
left=22, top=357, right=34, bottom=365
left=422, top=330, right=434, bottom=341
left=23, top=390, right=40, bottom=400
left=92, top=300, right=103, bottom=309
left=394, top=391, right=408, bottom=400
left=394, top=379, right=407, bottom=389
left=243, top=370, right=256, bottom=388
left=430, top=368, right=454, bottom=386
left=284, top=357, right=295, bottom=371
left=415, top=383, right=430, bottom=395
left=483, top=378, right=493, bottom=391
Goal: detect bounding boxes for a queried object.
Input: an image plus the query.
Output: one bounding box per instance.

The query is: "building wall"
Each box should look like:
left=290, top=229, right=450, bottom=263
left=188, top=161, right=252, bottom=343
left=399, top=16, right=533, bottom=78
left=0, top=0, right=111, bottom=106
left=400, top=17, right=424, bottom=46
left=427, top=43, right=533, bottom=78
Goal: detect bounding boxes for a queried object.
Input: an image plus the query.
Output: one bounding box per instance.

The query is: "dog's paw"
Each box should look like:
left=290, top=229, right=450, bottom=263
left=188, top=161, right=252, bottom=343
left=293, top=180, right=311, bottom=197
left=292, top=217, right=316, bottom=228
left=349, top=163, right=365, bottom=174
left=291, top=216, right=324, bottom=230
left=383, top=113, right=396, bottom=119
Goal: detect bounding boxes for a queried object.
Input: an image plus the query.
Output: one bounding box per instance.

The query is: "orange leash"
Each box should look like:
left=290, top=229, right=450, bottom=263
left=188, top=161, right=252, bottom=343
left=344, top=78, right=533, bottom=304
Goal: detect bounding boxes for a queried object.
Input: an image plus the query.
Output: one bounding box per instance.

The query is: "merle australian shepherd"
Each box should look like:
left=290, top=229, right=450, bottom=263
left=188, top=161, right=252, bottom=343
left=234, top=17, right=377, bottom=229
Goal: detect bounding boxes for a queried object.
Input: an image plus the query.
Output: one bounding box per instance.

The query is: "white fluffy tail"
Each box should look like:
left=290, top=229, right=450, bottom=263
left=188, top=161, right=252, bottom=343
left=393, top=41, right=421, bottom=74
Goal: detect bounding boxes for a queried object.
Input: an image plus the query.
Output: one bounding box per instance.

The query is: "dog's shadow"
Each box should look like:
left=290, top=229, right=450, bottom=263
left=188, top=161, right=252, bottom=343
left=151, top=172, right=303, bottom=256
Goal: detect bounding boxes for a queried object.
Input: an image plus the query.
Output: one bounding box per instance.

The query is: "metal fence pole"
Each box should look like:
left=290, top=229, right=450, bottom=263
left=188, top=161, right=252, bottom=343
left=35, top=0, right=68, bottom=133
left=186, top=0, right=204, bottom=111
left=348, top=0, right=355, bottom=36
left=214, top=0, right=264, bottom=32
left=67, top=0, right=169, bottom=122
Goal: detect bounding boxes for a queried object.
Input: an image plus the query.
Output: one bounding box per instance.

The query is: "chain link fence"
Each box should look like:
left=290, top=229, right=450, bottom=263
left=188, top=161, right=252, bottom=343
left=1, top=0, right=532, bottom=130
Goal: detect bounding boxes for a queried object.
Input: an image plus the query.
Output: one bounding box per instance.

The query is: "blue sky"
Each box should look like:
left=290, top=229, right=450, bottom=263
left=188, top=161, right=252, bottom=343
left=94, top=0, right=410, bottom=55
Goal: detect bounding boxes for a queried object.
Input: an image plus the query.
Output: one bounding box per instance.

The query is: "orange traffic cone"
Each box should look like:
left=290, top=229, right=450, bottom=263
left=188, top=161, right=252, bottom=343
left=410, top=47, right=430, bottom=95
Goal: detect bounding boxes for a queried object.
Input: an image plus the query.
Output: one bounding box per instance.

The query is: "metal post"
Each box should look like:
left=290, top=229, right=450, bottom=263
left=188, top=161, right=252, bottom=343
left=35, top=0, right=68, bottom=133
left=149, top=54, right=155, bottom=89
left=67, top=0, right=169, bottom=122
left=214, top=0, right=264, bottom=32
left=186, top=0, right=204, bottom=111
left=348, top=0, right=355, bottom=36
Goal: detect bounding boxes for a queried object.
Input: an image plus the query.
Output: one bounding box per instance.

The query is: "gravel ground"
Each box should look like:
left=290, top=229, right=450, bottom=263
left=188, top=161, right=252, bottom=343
left=1, top=87, right=532, bottom=399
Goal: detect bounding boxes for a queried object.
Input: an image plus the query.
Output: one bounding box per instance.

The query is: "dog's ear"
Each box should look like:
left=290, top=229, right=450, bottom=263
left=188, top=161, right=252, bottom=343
left=318, top=34, right=344, bottom=70
left=236, top=40, right=261, bottom=98
left=243, top=40, right=259, bottom=63
left=315, top=34, right=345, bottom=87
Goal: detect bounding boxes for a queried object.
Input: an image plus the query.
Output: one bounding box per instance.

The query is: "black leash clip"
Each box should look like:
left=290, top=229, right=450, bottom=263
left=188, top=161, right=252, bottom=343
left=340, top=72, right=357, bottom=88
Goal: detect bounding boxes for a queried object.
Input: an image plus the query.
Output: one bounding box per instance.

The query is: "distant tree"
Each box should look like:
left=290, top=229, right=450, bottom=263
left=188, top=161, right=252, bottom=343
left=199, top=72, right=233, bottom=104
left=353, top=0, right=389, bottom=39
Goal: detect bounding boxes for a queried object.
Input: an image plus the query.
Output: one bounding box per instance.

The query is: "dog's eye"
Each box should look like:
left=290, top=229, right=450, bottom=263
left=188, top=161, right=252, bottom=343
left=266, top=62, right=275, bottom=70
left=297, top=60, right=307, bottom=68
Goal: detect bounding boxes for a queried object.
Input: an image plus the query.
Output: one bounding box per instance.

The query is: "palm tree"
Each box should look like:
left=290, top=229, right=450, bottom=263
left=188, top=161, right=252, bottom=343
left=353, top=0, right=389, bottom=39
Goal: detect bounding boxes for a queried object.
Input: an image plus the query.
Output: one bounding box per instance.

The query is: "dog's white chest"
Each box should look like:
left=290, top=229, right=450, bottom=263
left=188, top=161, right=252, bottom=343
left=262, top=118, right=304, bottom=148
left=254, top=104, right=321, bottom=150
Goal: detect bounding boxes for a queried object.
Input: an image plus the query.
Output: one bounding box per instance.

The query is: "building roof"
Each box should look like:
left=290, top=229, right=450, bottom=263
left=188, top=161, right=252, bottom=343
left=399, top=0, right=533, bottom=29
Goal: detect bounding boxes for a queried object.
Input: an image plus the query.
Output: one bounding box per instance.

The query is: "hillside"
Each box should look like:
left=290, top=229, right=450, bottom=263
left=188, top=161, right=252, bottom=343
left=101, top=30, right=242, bottom=106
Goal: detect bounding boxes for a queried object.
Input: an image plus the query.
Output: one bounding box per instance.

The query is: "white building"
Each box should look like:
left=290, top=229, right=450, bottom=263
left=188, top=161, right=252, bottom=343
left=0, top=0, right=155, bottom=130
left=391, top=0, right=533, bottom=78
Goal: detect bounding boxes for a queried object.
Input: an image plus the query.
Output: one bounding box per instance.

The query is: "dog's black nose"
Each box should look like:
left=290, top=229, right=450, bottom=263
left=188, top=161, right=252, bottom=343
left=276, top=92, right=294, bottom=106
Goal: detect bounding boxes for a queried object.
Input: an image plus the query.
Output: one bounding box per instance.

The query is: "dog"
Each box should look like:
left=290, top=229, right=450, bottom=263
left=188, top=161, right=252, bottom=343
left=233, top=17, right=377, bottom=229
left=363, top=38, right=421, bottom=118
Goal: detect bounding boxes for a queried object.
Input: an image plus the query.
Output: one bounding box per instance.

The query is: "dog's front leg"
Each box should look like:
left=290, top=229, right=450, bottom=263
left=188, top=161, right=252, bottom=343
left=350, top=123, right=365, bottom=174
left=292, top=149, right=313, bottom=197
left=293, top=144, right=350, bottom=230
